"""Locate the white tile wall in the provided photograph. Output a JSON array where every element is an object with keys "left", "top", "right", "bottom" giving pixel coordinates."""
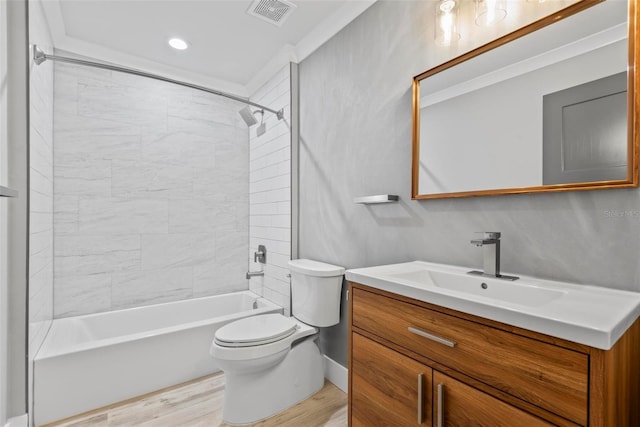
[
  {"left": 29, "top": 0, "right": 55, "bottom": 419},
  {"left": 53, "top": 59, "right": 250, "bottom": 317},
  {"left": 248, "top": 65, "right": 292, "bottom": 315},
  {"left": 28, "top": 0, "right": 54, "bottom": 358}
]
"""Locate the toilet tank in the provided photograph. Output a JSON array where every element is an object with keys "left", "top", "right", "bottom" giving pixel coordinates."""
[{"left": 288, "top": 259, "right": 345, "bottom": 327}]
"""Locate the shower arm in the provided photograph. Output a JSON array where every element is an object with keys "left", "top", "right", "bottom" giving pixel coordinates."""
[{"left": 33, "top": 45, "right": 284, "bottom": 120}]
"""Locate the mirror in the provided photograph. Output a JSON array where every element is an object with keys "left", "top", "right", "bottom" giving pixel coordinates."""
[{"left": 412, "top": 0, "right": 638, "bottom": 199}]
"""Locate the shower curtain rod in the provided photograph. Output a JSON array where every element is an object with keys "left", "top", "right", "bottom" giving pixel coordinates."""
[{"left": 33, "top": 45, "right": 284, "bottom": 120}]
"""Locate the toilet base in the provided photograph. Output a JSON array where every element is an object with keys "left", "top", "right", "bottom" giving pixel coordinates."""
[{"left": 222, "top": 336, "right": 325, "bottom": 425}]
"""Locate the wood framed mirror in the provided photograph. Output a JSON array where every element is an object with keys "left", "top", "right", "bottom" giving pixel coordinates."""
[{"left": 412, "top": 0, "right": 639, "bottom": 200}]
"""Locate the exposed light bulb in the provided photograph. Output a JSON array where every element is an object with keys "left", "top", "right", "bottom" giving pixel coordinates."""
[
  {"left": 439, "top": 0, "right": 456, "bottom": 13},
  {"left": 168, "top": 38, "right": 189, "bottom": 50},
  {"left": 435, "top": 0, "right": 460, "bottom": 47},
  {"left": 475, "top": 0, "right": 507, "bottom": 27}
]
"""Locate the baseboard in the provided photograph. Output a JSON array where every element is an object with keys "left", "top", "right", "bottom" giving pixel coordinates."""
[
  {"left": 323, "top": 355, "right": 347, "bottom": 393},
  {"left": 5, "top": 414, "right": 28, "bottom": 427}
]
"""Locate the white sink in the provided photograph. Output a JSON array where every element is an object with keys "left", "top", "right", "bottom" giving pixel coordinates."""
[
  {"left": 346, "top": 261, "right": 640, "bottom": 350},
  {"left": 388, "top": 269, "right": 566, "bottom": 307}
]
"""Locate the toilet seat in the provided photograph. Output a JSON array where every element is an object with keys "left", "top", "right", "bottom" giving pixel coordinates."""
[
  {"left": 210, "top": 315, "right": 318, "bottom": 362},
  {"left": 215, "top": 314, "right": 298, "bottom": 348}
]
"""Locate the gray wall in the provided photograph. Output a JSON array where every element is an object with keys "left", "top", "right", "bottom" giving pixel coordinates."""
[{"left": 298, "top": 1, "right": 640, "bottom": 367}]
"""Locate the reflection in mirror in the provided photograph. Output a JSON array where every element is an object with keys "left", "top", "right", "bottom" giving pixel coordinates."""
[
  {"left": 543, "top": 71, "right": 628, "bottom": 185},
  {"left": 412, "top": 0, "right": 638, "bottom": 199}
]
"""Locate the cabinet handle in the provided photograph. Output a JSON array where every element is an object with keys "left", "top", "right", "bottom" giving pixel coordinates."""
[
  {"left": 417, "top": 373, "right": 424, "bottom": 424},
  {"left": 437, "top": 383, "right": 444, "bottom": 427},
  {"left": 408, "top": 326, "right": 457, "bottom": 348}
]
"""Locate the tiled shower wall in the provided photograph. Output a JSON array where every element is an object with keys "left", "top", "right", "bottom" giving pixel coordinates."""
[
  {"left": 248, "top": 65, "right": 292, "bottom": 315},
  {"left": 53, "top": 58, "right": 250, "bottom": 317}
]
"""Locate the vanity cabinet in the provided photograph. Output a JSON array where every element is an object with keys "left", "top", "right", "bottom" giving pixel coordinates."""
[
  {"left": 352, "top": 333, "right": 432, "bottom": 426},
  {"left": 348, "top": 283, "right": 640, "bottom": 427}
]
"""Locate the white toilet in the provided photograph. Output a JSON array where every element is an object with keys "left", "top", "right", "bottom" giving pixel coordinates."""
[{"left": 209, "top": 259, "right": 345, "bottom": 425}]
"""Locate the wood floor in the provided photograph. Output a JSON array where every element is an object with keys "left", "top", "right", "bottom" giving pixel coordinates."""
[{"left": 43, "top": 373, "right": 347, "bottom": 427}]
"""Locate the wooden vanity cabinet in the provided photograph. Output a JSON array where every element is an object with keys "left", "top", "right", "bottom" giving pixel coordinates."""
[
  {"left": 348, "top": 283, "right": 640, "bottom": 427},
  {"left": 351, "top": 333, "right": 432, "bottom": 426}
]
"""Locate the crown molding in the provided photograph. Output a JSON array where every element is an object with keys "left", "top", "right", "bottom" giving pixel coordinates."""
[
  {"left": 246, "top": 0, "right": 377, "bottom": 95},
  {"left": 48, "top": 35, "right": 250, "bottom": 95},
  {"left": 39, "top": 0, "right": 378, "bottom": 98},
  {"left": 294, "top": 0, "right": 376, "bottom": 62},
  {"left": 246, "top": 44, "right": 298, "bottom": 96},
  {"left": 39, "top": 0, "right": 248, "bottom": 95}
]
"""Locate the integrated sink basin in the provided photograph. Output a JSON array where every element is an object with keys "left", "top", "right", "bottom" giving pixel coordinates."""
[
  {"left": 389, "top": 266, "right": 567, "bottom": 307},
  {"left": 388, "top": 269, "right": 566, "bottom": 308},
  {"left": 346, "top": 261, "right": 640, "bottom": 349}
]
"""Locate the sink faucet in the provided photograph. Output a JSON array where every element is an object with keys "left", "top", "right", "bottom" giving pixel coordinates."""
[{"left": 469, "top": 232, "right": 519, "bottom": 281}]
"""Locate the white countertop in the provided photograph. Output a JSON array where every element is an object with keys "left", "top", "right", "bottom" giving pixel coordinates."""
[{"left": 346, "top": 261, "right": 640, "bottom": 350}]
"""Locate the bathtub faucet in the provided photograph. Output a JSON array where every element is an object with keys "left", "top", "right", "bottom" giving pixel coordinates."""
[{"left": 246, "top": 271, "right": 264, "bottom": 279}]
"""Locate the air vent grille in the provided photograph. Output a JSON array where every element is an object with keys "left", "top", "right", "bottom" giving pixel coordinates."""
[{"left": 247, "top": 0, "right": 297, "bottom": 27}]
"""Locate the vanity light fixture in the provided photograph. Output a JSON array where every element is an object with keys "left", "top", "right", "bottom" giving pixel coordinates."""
[
  {"left": 168, "top": 38, "right": 189, "bottom": 50},
  {"left": 435, "top": 0, "right": 460, "bottom": 47},
  {"left": 475, "top": 0, "right": 507, "bottom": 27}
]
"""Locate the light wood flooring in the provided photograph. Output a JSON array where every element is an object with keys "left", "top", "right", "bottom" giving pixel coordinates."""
[{"left": 43, "top": 372, "right": 347, "bottom": 427}]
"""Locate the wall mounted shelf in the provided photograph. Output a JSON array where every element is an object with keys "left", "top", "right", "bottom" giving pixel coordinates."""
[
  {"left": 0, "top": 186, "right": 18, "bottom": 198},
  {"left": 354, "top": 194, "right": 399, "bottom": 204}
]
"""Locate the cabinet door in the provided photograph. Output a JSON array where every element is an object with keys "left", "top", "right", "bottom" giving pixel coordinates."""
[
  {"left": 433, "top": 372, "right": 553, "bottom": 427},
  {"left": 351, "top": 333, "right": 432, "bottom": 426}
]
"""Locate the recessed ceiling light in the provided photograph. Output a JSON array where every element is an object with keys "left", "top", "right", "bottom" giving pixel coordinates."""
[{"left": 168, "top": 38, "right": 188, "bottom": 50}]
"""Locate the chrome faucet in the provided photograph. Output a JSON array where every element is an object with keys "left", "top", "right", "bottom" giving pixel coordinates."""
[
  {"left": 247, "top": 244, "right": 267, "bottom": 279},
  {"left": 246, "top": 271, "right": 264, "bottom": 279},
  {"left": 468, "top": 232, "right": 519, "bottom": 281},
  {"left": 254, "top": 244, "right": 266, "bottom": 264}
]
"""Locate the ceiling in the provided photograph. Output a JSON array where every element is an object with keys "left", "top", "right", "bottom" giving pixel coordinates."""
[{"left": 40, "top": 0, "right": 377, "bottom": 95}]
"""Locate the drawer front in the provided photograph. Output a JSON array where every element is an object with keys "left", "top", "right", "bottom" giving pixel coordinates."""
[
  {"left": 434, "top": 371, "right": 553, "bottom": 427},
  {"left": 352, "top": 287, "right": 589, "bottom": 425}
]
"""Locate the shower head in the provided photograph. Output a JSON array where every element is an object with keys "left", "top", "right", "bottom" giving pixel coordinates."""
[
  {"left": 256, "top": 122, "right": 266, "bottom": 137},
  {"left": 239, "top": 106, "right": 259, "bottom": 127},
  {"left": 254, "top": 110, "right": 266, "bottom": 136}
]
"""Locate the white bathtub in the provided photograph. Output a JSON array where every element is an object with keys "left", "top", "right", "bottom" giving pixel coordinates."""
[{"left": 33, "top": 291, "right": 281, "bottom": 426}]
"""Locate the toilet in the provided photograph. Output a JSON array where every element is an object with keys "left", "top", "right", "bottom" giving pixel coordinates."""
[{"left": 209, "top": 259, "right": 345, "bottom": 425}]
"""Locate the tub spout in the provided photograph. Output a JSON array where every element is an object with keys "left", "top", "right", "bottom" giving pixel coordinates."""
[{"left": 246, "top": 271, "right": 264, "bottom": 279}]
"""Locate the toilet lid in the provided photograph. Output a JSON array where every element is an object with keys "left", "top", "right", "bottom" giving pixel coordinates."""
[{"left": 214, "top": 314, "right": 298, "bottom": 348}]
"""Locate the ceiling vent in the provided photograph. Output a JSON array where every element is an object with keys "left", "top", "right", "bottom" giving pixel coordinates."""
[{"left": 247, "top": 0, "right": 297, "bottom": 27}]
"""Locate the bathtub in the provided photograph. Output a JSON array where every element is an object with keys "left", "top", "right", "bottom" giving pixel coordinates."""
[{"left": 33, "top": 291, "right": 281, "bottom": 426}]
